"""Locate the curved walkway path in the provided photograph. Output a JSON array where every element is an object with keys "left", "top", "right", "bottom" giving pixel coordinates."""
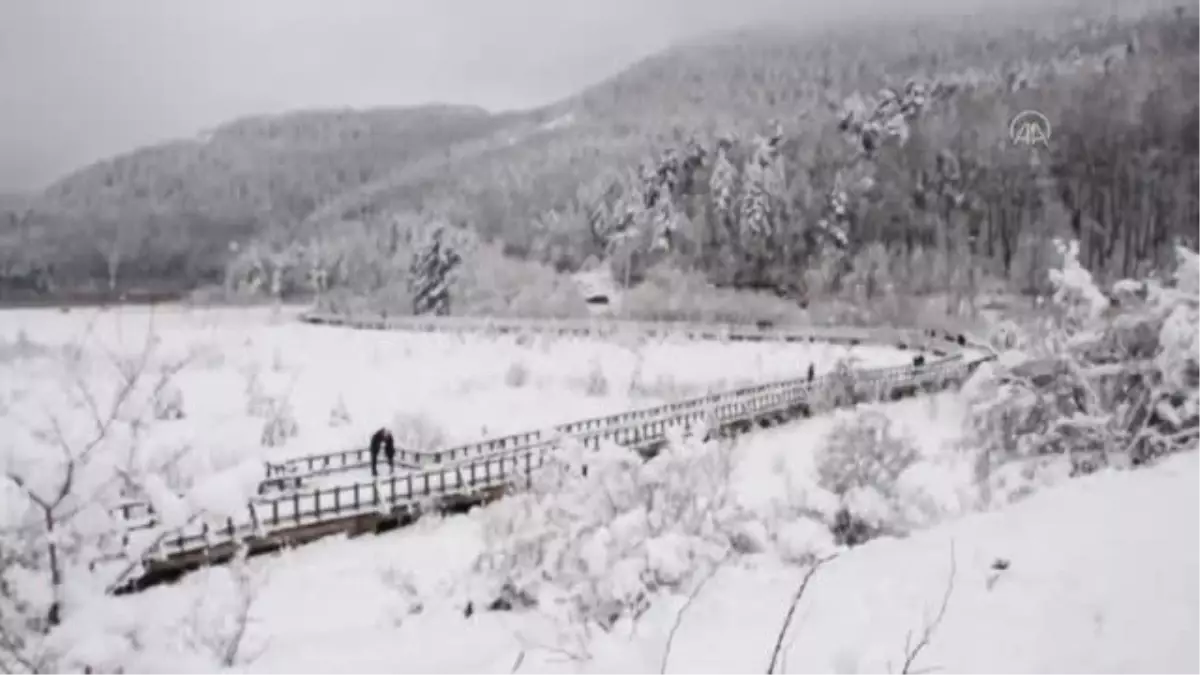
[{"left": 108, "top": 312, "right": 995, "bottom": 592}]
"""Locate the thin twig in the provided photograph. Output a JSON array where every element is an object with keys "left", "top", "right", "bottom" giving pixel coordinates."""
[
  {"left": 900, "top": 541, "right": 957, "bottom": 675},
  {"left": 509, "top": 649, "right": 526, "bottom": 674},
  {"left": 660, "top": 555, "right": 730, "bottom": 673},
  {"left": 766, "top": 554, "right": 837, "bottom": 674}
]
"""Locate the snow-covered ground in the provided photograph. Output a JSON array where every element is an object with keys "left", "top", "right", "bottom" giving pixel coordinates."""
[
  {"left": 109, "top": 384, "right": 1198, "bottom": 673},
  {"left": 8, "top": 303, "right": 1192, "bottom": 674},
  {"left": 0, "top": 304, "right": 909, "bottom": 475}
]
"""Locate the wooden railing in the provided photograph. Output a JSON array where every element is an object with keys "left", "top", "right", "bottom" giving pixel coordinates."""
[
  {"left": 105, "top": 314, "right": 992, "bottom": 584},
  {"left": 258, "top": 315, "right": 974, "bottom": 487}
]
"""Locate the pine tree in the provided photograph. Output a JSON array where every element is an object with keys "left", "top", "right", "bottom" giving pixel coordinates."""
[{"left": 409, "top": 225, "right": 463, "bottom": 316}]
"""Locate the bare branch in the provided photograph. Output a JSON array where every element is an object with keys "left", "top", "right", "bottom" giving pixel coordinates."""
[
  {"left": 660, "top": 555, "right": 730, "bottom": 674},
  {"left": 103, "top": 513, "right": 203, "bottom": 595},
  {"left": 766, "top": 554, "right": 837, "bottom": 674},
  {"left": 509, "top": 649, "right": 526, "bottom": 674},
  {"left": 899, "top": 541, "right": 957, "bottom": 675},
  {"left": 510, "top": 617, "right": 593, "bottom": 666},
  {"left": 179, "top": 545, "right": 266, "bottom": 669},
  {"left": 218, "top": 555, "right": 260, "bottom": 667}
]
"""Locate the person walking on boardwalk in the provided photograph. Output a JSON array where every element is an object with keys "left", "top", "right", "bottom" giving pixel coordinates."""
[{"left": 370, "top": 427, "right": 396, "bottom": 477}]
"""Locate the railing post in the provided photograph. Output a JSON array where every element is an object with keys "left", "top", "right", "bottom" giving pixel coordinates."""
[{"left": 110, "top": 315, "right": 985, "bottom": 575}]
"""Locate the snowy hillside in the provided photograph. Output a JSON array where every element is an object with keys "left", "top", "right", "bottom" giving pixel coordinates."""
[{"left": 105, "top": 391, "right": 1198, "bottom": 673}]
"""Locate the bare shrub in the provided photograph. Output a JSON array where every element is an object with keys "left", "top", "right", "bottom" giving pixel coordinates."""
[
  {"left": 815, "top": 410, "right": 921, "bottom": 546},
  {"left": 505, "top": 360, "right": 531, "bottom": 388},
  {"left": 328, "top": 395, "right": 351, "bottom": 428},
  {"left": 260, "top": 399, "right": 299, "bottom": 447},
  {"left": 242, "top": 369, "right": 272, "bottom": 418},
  {"left": 582, "top": 360, "right": 609, "bottom": 397}
]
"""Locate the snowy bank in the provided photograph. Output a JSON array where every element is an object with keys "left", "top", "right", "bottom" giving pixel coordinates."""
[{"left": 129, "top": 450, "right": 1196, "bottom": 673}]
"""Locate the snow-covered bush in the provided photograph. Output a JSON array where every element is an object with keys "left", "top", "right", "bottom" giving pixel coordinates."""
[
  {"left": 328, "top": 395, "right": 351, "bottom": 428},
  {"left": 581, "top": 360, "right": 609, "bottom": 397},
  {"left": 504, "top": 360, "right": 530, "bottom": 388},
  {"left": 811, "top": 356, "right": 862, "bottom": 412},
  {"left": 464, "top": 430, "right": 755, "bottom": 633},
  {"left": 965, "top": 240, "right": 1199, "bottom": 502},
  {"left": 259, "top": 399, "right": 299, "bottom": 448},
  {"left": 814, "top": 410, "right": 921, "bottom": 545},
  {"left": 0, "top": 331, "right": 262, "bottom": 673},
  {"left": 1046, "top": 239, "right": 1110, "bottom": 332},
  {"left": 774, "top": 516, "right": 839, "bottom": 565},
  {"left": 242, "top": 369, "right": 273, "bottom": 418}
]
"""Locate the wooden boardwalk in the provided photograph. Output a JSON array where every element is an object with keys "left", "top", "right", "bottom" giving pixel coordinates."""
[{"left": 107, "top": 313, "right": 993, "bottom": 593}]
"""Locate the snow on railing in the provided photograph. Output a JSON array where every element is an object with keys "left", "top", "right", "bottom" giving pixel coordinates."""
[
  {"left": 258, "top": 315, "right": 976, "bottom": 483},
  {"left": 108, "top": 314, "right": 992, "bottom": 573}
]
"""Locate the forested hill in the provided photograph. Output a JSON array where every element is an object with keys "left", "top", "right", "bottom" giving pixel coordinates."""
[
  {"left": 298, "top": 5, "right": 1158, "bottom": 258},
  {"left": 276, "top": 0, "right": 1199, "bottom": 300},
  {"left": 0, "top": 104, "right": 533, "bottom": 295},
  {"left": 1, "top": 0, "right": 1195, "bottom": 307}
]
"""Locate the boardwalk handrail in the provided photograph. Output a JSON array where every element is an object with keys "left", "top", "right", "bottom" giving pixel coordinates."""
[
  {"left": 259, "top": 315, "right": 977, "bottom": 484},
  {"left": 104, "top": 313, "right": 994, "bottom": 583}
]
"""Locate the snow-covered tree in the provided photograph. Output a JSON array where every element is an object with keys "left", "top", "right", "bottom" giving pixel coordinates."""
[
  {"left": 409, "top": 224, "right": 464, "bottom": 316},
  {"left": 965, "top": 239, "right": 1199, "bottom": 496},
  {"left": 0, "top": 324, "right": 263, "bottom": 672},
  {"left": 463, "top": 429, "right": 760, "bottom": 635},
  {"left": 708, "top": 138, "right": 739, "bottom": 230}
]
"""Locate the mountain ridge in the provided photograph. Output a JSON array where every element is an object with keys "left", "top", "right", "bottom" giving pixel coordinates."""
[{"left": 0, "top": 0, "right": 1191, "bottom": 302}]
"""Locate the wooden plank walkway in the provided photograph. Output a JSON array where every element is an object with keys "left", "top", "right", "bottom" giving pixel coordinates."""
[{"left": 106, "top": 313, "right": 993, "bottom": 593}]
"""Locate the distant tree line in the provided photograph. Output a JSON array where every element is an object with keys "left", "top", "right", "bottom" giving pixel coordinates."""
[{"left": 0, "top": 3, "right": 1194, "bottom": 312}]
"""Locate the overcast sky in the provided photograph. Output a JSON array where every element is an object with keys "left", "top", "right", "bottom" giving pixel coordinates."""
[
  {"left": 0, "top": 0, "right": 1067, "bottom": 192},
  {"left": 0, "top": 0, "right": 747, "bottom": 191}
]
